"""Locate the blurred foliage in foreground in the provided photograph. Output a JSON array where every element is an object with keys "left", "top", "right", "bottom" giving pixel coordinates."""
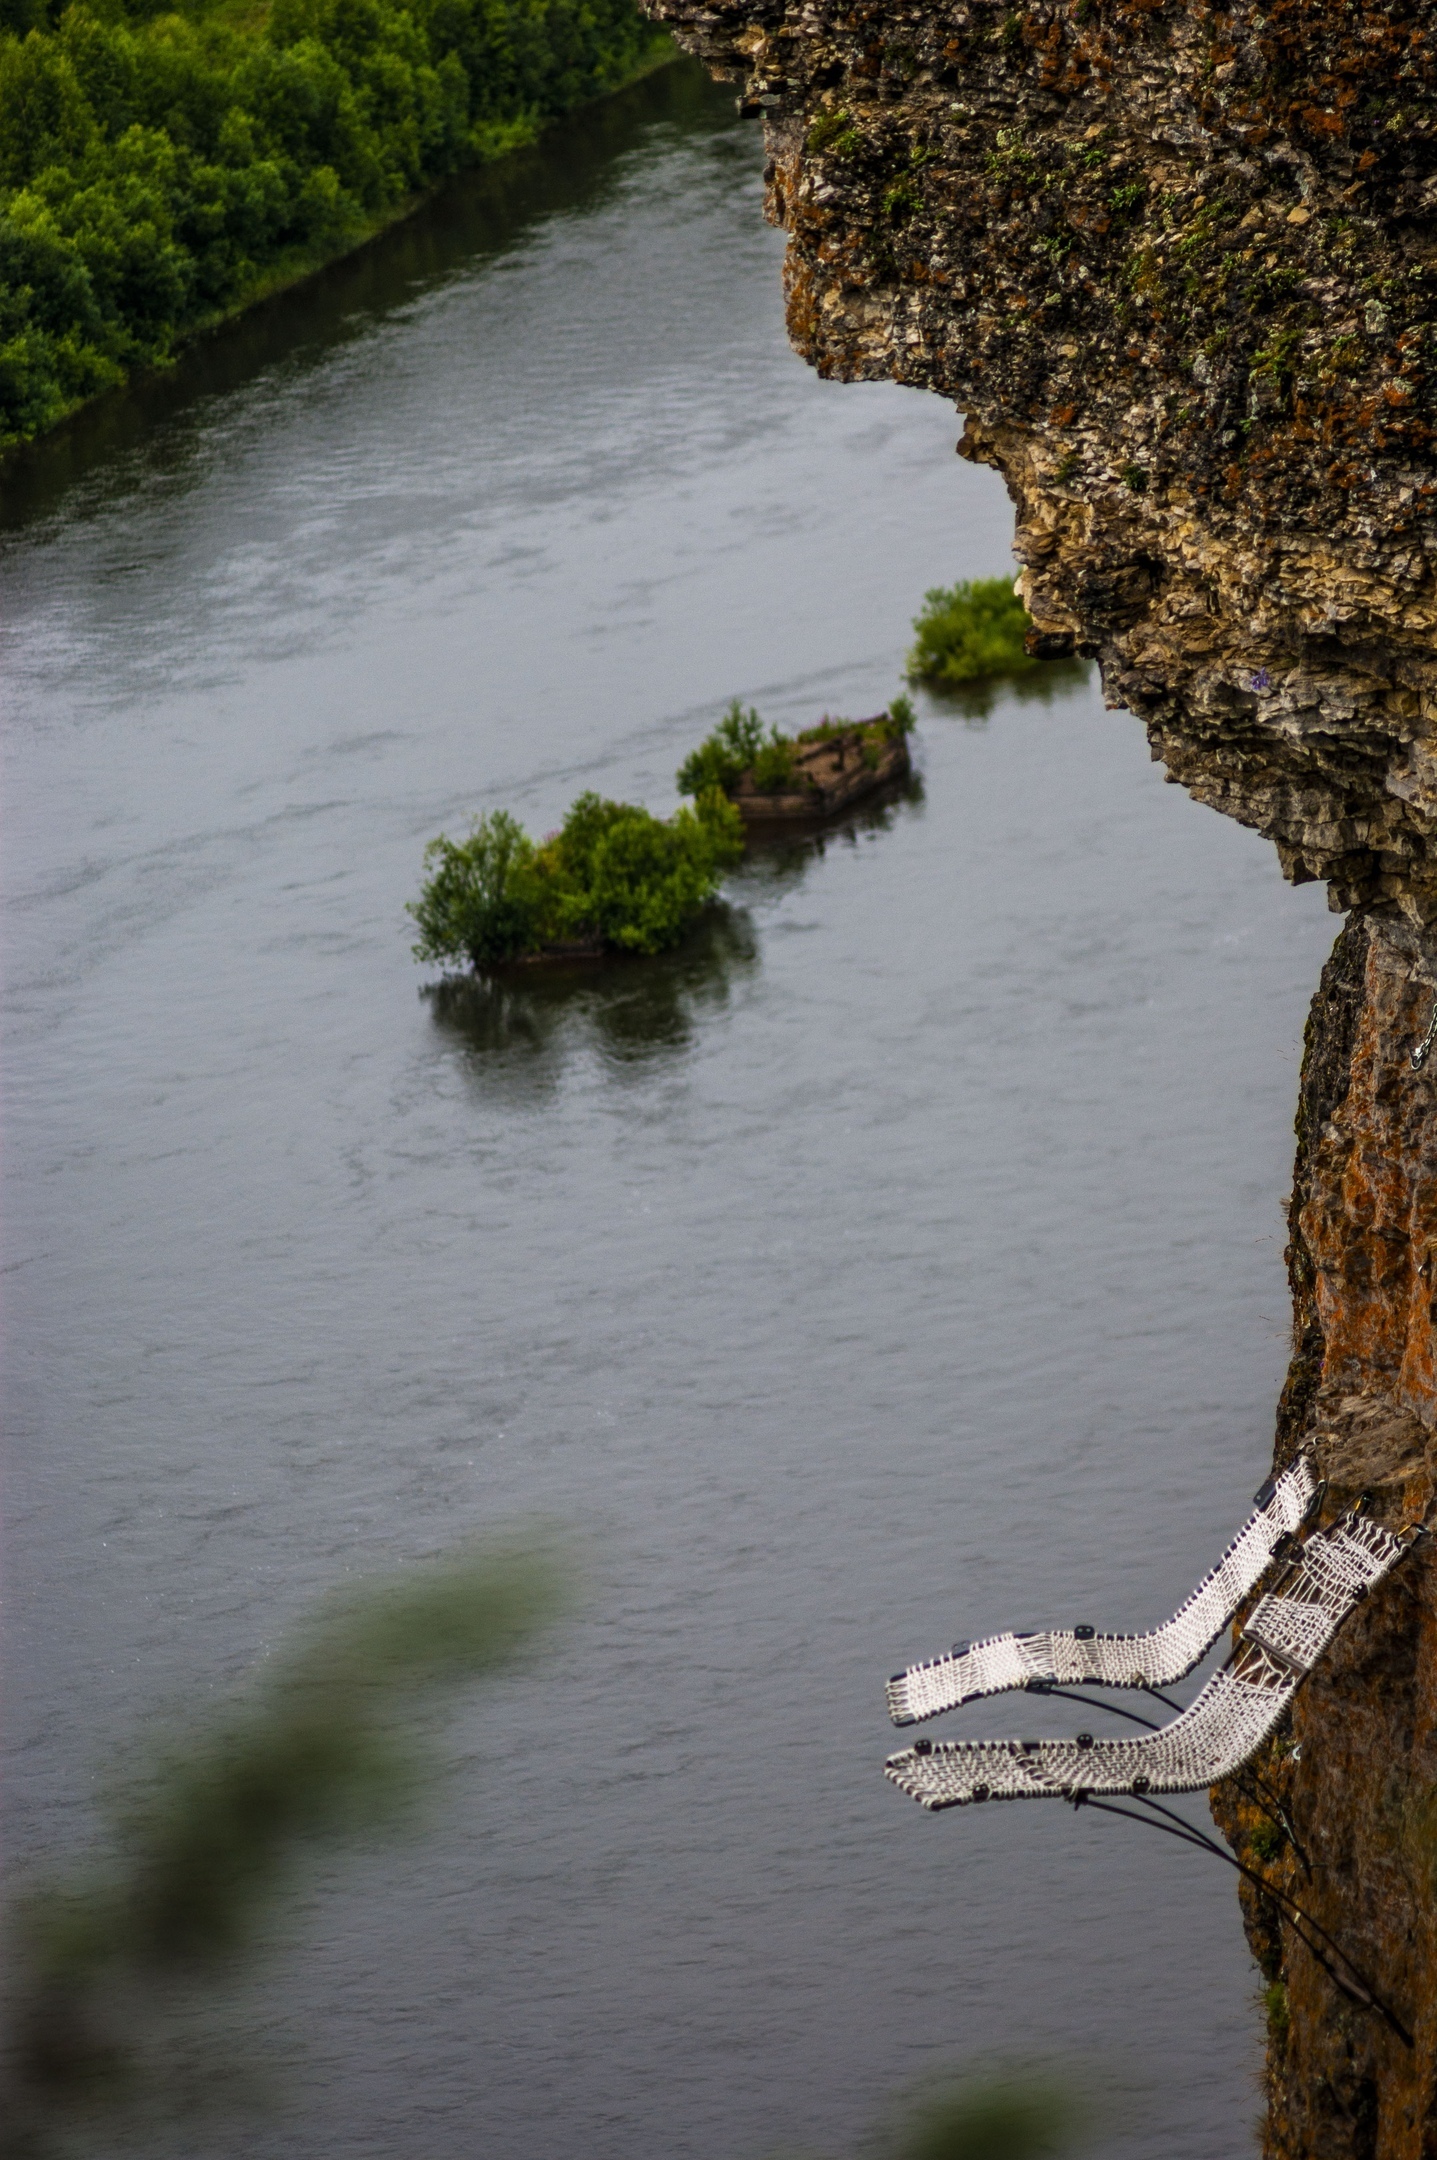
[
  {"left": 877, "top": 2071, "right": 1085, "bottom": 2160},
  {"left": 0, "top": 1538, "right": 563, "bottom": 2156},
  {"left": 1, "top": 1535, "right": 1091, "bottom": 2160},
  {"left": 0, "top": 0, "right": 671, "bottom": 448},
  {"left": 770, "top": 2069, "right": 1090, "bottom": 2160}
]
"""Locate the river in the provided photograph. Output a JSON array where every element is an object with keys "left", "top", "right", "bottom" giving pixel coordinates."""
[{"left": 2, "top": 58, "right": 1338, "bottom": 2160}]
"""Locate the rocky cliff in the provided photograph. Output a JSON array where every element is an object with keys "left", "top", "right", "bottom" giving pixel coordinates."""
[
  {"left": 637, "top": 1, "right": 1437, "bottom": 2149},
  {"left": 1215, "top": 908, "right": 1437, "bottom": 2158}
]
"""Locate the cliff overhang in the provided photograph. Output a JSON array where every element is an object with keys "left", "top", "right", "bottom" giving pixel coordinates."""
[
  {"left": 646, "top": 0, "right": 1437, "bottom": 926},
  {"left": 637, "top": 6, "right": 1437, "bottom": 2152}
]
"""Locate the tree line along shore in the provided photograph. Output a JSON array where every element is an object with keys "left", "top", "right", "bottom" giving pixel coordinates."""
[{"left": 0, "top": 0, "right": 673, "bottom": 450}]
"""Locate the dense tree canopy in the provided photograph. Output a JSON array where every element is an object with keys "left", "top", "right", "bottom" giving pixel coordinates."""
[{"left": 0, "top": 0, "right": 666, "bottom": 445}]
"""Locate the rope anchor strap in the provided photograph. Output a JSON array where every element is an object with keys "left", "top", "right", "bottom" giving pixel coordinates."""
[
  {"left": 1078, "top": 1795, "right": 1413, "bottom": 2050},
  {"left": 886, "top": 1456, "right": 1321, "bottom": 1726}
]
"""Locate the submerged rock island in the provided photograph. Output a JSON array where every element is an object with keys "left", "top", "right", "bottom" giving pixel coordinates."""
[
  {"left": 637, "top": 0, "right": 1437, "bottom": 2150},
  {"left": 677, "top": 698, "right": 916, "bottom": 822},
  {"left": 730, "top": 717, "right": 911, "bottom": 820}
]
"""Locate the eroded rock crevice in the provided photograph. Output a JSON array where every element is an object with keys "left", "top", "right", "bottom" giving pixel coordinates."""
[{"left": 637, "top": 1, "right": 1437, "bottom": 2146}]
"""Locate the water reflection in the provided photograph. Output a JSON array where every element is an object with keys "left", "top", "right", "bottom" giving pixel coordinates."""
[
  {"left": 731, "top": 772, "right": 926, "bottom": 899},
  {"left": 424, "top": 901, "right": 759, "bottom": 1084},
  {"left": 924, "top": 658, "right": 1092, "bottom": 723},
  {"left": 424, "top": 775, "right": 926, "bottom": 1089}
]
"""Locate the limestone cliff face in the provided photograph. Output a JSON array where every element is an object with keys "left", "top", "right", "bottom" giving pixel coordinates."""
[
  {"left": 636, "top": 1, "right": 1437, "bottom": 2149},
  {"left": 1217, "top": 908, "right": 1437, "bottom": 2158}
]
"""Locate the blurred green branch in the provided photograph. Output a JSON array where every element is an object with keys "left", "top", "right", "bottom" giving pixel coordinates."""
[
  {"left": 2, "top": 1538, "right": 565, "bottom": 2155},
  {"left": 881, "top": 2072, "right": 1085, "bottom": 2160}
]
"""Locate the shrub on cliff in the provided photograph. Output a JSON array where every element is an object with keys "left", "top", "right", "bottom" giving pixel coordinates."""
[
  {"left": 0, "top": 0, "right": 669, "bottom": 449},
  {"left": 905, "top": 577, "right": 1038, "bottom": 689},
  {"left": 409, "top": 788, "right": 744, "bottom": 971}
]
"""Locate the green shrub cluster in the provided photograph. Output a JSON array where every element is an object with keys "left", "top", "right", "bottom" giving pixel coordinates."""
[
  {"left": 0, "top": 0, "right": 667, "bottom": 447},
  {"left": 904, "top": 577, "right": 1039, "bottom": 689},
  {"left": 675, "top": 700, "right": 780, "bottom": 797},
  {"left": 409, "top": 787, "right": 744, "bottom": 971},
  {"left": 676, "top": 694, "right": 915, "bottom": 798}
]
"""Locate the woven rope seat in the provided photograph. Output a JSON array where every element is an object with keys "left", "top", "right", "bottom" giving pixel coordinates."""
[
  {"left": 886, "top": 1455, "right": 1318, "bottom": 1727},
  {"left": 886, "top": 1513, "right": 1415, "bottom": 1811}
]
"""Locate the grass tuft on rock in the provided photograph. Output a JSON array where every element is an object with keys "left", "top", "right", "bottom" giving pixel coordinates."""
[{"left": 905, "top": 577, "right": 1039, "bottom": 689}]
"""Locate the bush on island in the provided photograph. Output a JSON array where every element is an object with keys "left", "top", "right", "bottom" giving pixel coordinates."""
[
  {"left": 409, "top": 788, "right": 744, "bottom": 972},
  {"left": 0, "top": 0, "right": 670, "bottom": 450},
  {"left": 677, "top": 695, "right": 915, "bottom": 799},
  {"left": 905, "top": 577, "right": 1039, "bottom": 689},
  {"left": 676, "top": 702, "right": 785, "bottom": 797}
]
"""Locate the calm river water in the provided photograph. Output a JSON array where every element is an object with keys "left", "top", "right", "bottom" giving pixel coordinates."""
[{"left": 3, "top": 59, "right": 1338, "bottom": 2160}]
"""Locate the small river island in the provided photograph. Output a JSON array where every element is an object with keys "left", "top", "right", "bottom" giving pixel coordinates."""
[
  {"left": 677, "top": 698, "right": 915, "bottom": 826},
  {"left": 411, "top": 698, "right": 919, "bottom": 977},
  {"left": 409, "top": 790, "right": 745, "bottom": 974}
]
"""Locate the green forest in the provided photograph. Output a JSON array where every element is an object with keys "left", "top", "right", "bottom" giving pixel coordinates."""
[{"left": 0, "top": 0, "right": 669, "bottom": 447}]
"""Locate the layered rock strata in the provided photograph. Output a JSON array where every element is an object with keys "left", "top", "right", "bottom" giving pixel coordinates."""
[{"left": 637, "top": 0, "right": 1437, "bottom": 2149}]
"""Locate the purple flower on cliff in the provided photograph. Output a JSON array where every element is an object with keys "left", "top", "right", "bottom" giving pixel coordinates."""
[{"left": 1250, "top": 668, "right": 1273, "bottom": 693}]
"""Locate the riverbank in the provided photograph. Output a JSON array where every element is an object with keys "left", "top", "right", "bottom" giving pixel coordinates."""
[{"left": 0, "top": 0, "right": 675, "bottom": 457}]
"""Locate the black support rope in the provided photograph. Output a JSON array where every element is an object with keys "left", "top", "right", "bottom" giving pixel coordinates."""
[
  {"left": 1024, "top": 1683, "right": 1162, "bottom": 1731},
  {"left": 1072, "top": 1793, "right": 1412, "bottom": 2049},
  {"left": 1045, "top": 1681, "right": 1314, "bottom": 1874}
]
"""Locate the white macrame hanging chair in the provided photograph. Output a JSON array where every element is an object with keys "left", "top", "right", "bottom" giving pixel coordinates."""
[
  {"left": 886, "top": 1455, "right": 1320, "bottom": 1727},
  {"left": 885, "top": 1509, "right": 1419, "bottom": 1810}
]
